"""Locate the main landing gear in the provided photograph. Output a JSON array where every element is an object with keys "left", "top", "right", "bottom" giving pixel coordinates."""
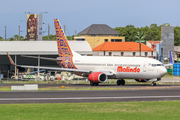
[
  {"left": 151, "top": 82, "right": 156, "bottom": 86},
  {"left": 117, "top": 79, "right": 125, "bottom": 86},
  {"left": 90, "top": 82, "right": 99, "bottom": 86}
]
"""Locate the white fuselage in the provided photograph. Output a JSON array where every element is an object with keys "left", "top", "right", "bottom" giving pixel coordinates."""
[{"left": 73, "top": 56, "right": 167, "bottom": 80}]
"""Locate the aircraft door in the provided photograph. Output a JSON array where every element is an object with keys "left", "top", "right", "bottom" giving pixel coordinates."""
[{"left": 143, "top": 61, "right": 148, "bottom": 72}]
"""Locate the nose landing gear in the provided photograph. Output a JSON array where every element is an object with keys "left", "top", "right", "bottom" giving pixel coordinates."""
[{"left": 151, "top": 82, "right": 156, "bottom": 86}]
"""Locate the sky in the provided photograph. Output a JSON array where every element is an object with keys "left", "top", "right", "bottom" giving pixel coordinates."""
[{"left": 0, "top": 0, "right": 180, "bottom": 38}]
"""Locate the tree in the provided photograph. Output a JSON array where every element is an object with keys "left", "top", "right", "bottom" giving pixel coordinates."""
[
  {"left": 42, "top": 34, "right": 75, "bottom": 40},
  {"left": 13, "top": 35, "right": 19, "bottom": 40},
  {"left": 43, "top": 34, "right": 56, "bottom": 40},
  {"left": 67, "top": 35, "right": 75, "bottom": 40},
  {"left": 174, "top": 26, "right": 180, "bottom": 46},
  {"left": 135, "top": 31, "right": 145, "bottom": 56},
  {"left": 115, "top": 25, "right": 137, "bottom": 42},
  {"left": 0, "top": 36, "right": 3, "bottom": 41}
]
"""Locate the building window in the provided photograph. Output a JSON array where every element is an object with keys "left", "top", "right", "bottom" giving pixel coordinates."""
[
  {"left": 121, "top": 52, "right": 124, "bottom": 56},
  {"left": 111, "top": 39, "right": 114, "bottom": 42},
  {"left": 104, "top": 51, "right": 105, "bottom": 56},
  {"left": 133, "top": 52, "right": 136, "bottom": 57},
  {"left": 177, "top": 53, "right": 180, "bottom": 58},
  {"left": 115, "top": 39, "right": 122, "bottom": 42},
  {"left": 104, "top": 39, "right": 108, "bottom": 42},
  {"left": 151, "top": 51, "right": 153, "bottom": 56},
  {"left": 145, "top": 52, "right": 148, "bottom": 57},
  {"left": 76, "top": 39, "right": 85, "bottom": 41},
  {"left": 109, "top": 52, "right": 112, "bottom": 56}
]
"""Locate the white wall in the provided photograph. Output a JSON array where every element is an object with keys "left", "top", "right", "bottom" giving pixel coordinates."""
[{"left": 94, "top": 50, "right": 157, "bottom": 58}]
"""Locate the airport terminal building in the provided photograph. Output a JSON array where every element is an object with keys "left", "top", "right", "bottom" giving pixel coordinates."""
[{"left": 0, "top": 41, "right": 92, "bottom": 78}]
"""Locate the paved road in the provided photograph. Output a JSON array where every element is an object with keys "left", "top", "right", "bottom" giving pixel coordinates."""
[{"left": 0, "top": 89, "right": 180, "bottom": 104}]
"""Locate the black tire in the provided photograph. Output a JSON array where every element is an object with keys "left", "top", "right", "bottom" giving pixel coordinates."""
[
  {"left": 151, "top": 82, "right": 156, "bottom": 86},
  {"left": 121, "top": 79, "right": 125, "bottom": 85},
  {"left": 117, "top": 80, "right": 121, "bottom": 85},
  {"left": 94, "top": 83, "right": 99, "bottom": 86},
  {"left": 90, "top": 82, "right": 95, "bottom": 86}
]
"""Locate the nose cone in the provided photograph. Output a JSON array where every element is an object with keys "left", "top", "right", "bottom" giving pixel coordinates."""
[{"left": 159, "top": 67, "right": 167, "bottom": 77}]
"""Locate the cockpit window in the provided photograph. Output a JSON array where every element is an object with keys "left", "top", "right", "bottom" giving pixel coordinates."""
[{"left": 151, "top": 64, "right": 164, "bottom": 67}]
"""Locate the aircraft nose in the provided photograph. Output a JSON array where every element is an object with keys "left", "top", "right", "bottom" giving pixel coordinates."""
[{"left": 159, "top": 67, "right": 167, "bottom": 77}]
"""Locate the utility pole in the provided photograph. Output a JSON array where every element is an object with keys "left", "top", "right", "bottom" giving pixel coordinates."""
[
  {"left": 75, "top": 30, "right": 76, "bottom": 36},
  {"left": 48, "top": 24, "right": 50, "bottom": 40},
  {"left": 5, "top": 26, "right": 6, "bottom": 40},
  {"left": 19, "top": 26, "right": 20, "bottom": 40}
]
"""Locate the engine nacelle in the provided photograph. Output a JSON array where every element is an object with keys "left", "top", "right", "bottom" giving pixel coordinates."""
[
  {"left": 88, "top": 72, "right": 107, "bottom": 83},
  {"left": 135, "top": 79, "right": 149, "bottom": 82}
]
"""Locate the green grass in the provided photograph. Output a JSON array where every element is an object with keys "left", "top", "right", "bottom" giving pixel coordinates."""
[
  {"left": 0, "top": 101, "right": 180, "bottom": 120},
  {"left": 0, "top": 87, "right": 11, "bottom": 91}
]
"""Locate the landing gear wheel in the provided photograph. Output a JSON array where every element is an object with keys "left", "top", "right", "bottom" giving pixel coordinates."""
[
  {"left": 90, "top": 82, "right": 95, "bottom": 86},
  {"left": 151, "top": 82, "right": 156, "bottom": 86},
  {"left": 121, "top": 79, "right": 125, "bottom": 85},
  {"left": 94, "top": 83, "right": 99, "bottom": 86},
  {"left": 117, "top": 80, "right": 121, "bottom": 85}
]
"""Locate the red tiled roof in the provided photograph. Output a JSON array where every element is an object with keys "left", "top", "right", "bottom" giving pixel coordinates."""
[
  {"left": 148, "top": 41, "right": 161, "bottom": 45},
  {"left": 93, "top": 42, "right": 154, "bottom": 51}
]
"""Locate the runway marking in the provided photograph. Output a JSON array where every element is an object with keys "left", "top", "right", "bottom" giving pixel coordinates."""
[{"left": 1, "top": 96, "right": 180, "bottom": 101}]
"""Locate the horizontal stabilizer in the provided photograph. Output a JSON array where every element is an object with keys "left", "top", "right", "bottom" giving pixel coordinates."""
[{"left": 6, "top": 52, "right": 16, "bottom": 66}]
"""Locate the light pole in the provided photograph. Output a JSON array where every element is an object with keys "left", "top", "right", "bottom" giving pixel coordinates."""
[
  {"left": 20, "top": 20, "right": 26, "bottom": 40},
  {"left": 5, "top": 26, "right": 6, "bottom": 40},
  {"left": 43, "top": 22, "right": 50, "bottom": 40}
]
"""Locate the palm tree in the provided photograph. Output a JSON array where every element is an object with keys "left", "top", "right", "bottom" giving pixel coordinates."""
[{"left": 135, "top": 32, "right": 145, "bottom": 57}]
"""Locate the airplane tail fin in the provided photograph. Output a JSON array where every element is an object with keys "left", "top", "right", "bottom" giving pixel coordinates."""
[
  {"left": 54, "top": 19, "right": 80, "bottom": 57},
  {"left": 164, "top": 51, "right": 173, "bottom": 67},
  {"left": 170, "top": 51, "right": 173, "bottom": 64}
]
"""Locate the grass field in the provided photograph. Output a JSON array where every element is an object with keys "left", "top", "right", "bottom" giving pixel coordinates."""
[{"left": 0, "top": 101, "right": 180, "bottom": 120}]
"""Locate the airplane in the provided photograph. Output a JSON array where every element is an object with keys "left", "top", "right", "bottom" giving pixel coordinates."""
[{"left": 7, "top": 19, "right": 172, "bottom": 86}]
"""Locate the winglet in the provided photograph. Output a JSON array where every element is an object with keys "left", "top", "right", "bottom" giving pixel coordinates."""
[
  {"left": 6, "top": 52, "right": 16, "bottom": 66},
  {"left": 170, "top": 51, "right": 173, "bottom": 64}
]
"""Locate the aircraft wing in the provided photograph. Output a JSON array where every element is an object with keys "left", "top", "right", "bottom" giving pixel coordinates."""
[
  {"left": 164, "top": 63, "right": 173, "bottom": 67},
  {"left": 21, "top": 55, "right": 62, "bottom": 62},
  {"left": 7, "top": 52, "right": 90, "bottom": 73},
  {"left": 15, "top": 65, "right": 90, "bottom": 73},
  {"left": 15, "top": 65, "right": 114, "bottom": 75},
  {"left": 7, "top": 52, "right": 114, "bottom": 75}
]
